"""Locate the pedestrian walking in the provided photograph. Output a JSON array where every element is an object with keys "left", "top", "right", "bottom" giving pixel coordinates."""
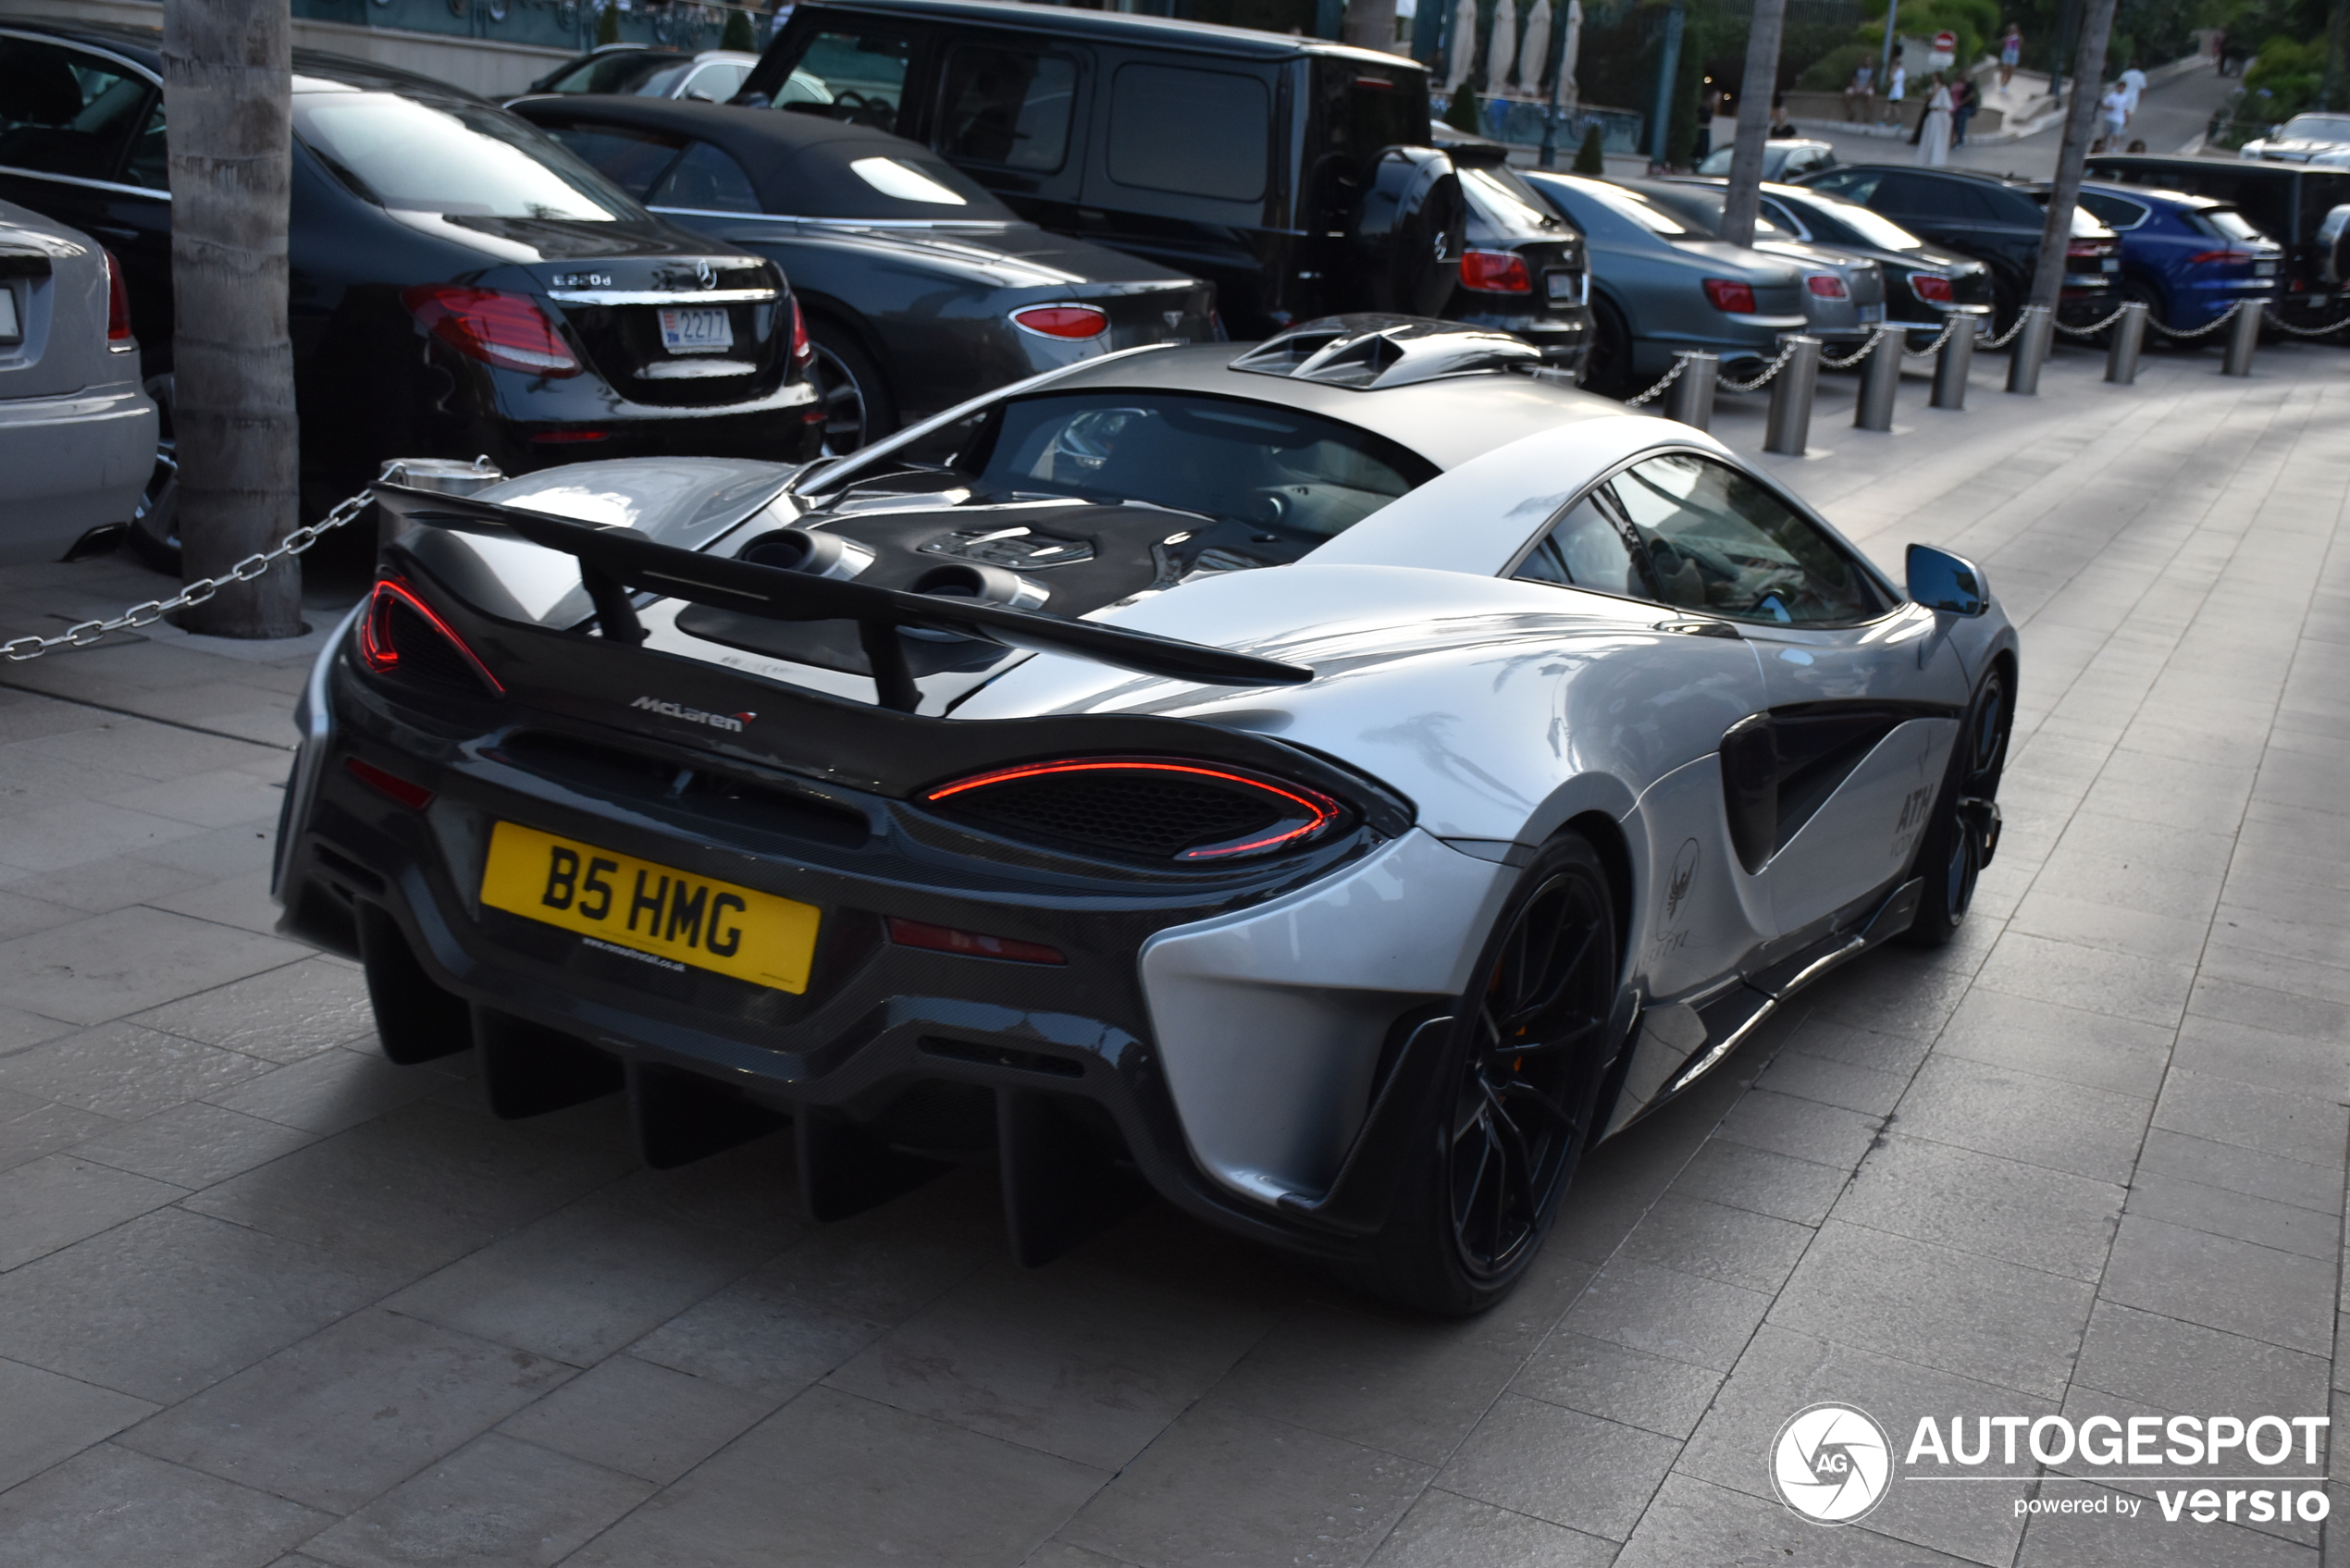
[
  {"left": 1770, "top": 92, "right": 1796, "bottom": 137},
  {"left": 1998, "top": 24, "right": 2022, "bottom": 88},
  {"left": 1886, "top": 54, "right": 1907, "bottom": 126},
  {"left": 1951, "top": 75, "right": 1978, "bottom": 144},
  {"left": 2096, "top": 80, "right": 2128, "bottom": 150},
  {"left": 1844, "top": 60, "right": 1876, "bottom": 121},
  {"left": 1917, "top": 72, "right": 1953, "bottom": 164},
  {"left": 2119, "top": 61, "right": 2146, "bottom": 122}
]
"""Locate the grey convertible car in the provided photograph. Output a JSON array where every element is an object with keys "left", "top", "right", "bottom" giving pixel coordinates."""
[
  {"left": 276, "top": 316, "right": 2017, "bottom": 1314},
  {"left": 0, "top": 195, "right": 154, "bottom": 563}
]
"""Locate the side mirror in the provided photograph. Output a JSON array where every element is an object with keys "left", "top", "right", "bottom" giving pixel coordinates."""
[{"left": 1907, "top": 543, "right": 1986, "bottom": 615}]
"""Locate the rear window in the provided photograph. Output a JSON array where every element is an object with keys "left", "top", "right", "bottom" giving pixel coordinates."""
[
  {"left": 1793, "top": 196, "right": 1922, "bottom": 251},
  {"left": 1107, "top": 64, "right": 1268, "bottom": 203},
  {"left": 649, "top": 141, "right": 761, "bottom": 213},
  {"left": 937, "top": 43, "right": 1077, "bottom": 173},
  {"left": 779, "top": 29, "right": 912, "bottom": 130},
  {"left": 296, "top": 93, "right": 640, "bottom": 221},
  {"left": 541, "top": 121, "right": 685, "bottom": 197},
  {"left": 2078, "top": 191, "right": 2147, "bottom": 229},
  {"left": 2190, "top": 205, "right": 2265, "bottom": 244},
  {"left": 538, "top": 51, "right": 689, "bottom": 96}
]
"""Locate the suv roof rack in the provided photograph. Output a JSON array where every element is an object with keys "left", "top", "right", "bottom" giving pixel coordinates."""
[{"left": 1230, "top": 315, "right": 1544, "bottom": 391}]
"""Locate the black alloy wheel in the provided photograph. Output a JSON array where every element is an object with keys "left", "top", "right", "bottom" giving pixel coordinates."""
[
  {"left": 1903, "top": 665, "right": 2010, "bottom": 947},
  {"left": 1360, "top": 832, "right": 1622, "bottom": 1315},
  {"left": 1582, "top": 296, "right": 1636, "bottom": 399},
  {"left": 128, "top": 372, "right": 181, "bottom": 574},
  {"left": 805, "top": 321, "right": 896, "bottom": 456}
]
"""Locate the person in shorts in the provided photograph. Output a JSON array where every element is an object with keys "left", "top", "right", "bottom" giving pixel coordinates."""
[{"left": 1998, "top": 25, "right": 2022, "bottom": 88}]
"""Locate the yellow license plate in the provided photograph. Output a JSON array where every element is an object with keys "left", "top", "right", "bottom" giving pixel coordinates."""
[{"left": 479, "top": 821, "right": 820, "bottom": 994}]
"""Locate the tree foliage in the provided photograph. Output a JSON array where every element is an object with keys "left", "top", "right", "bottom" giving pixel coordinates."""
[
  {"left": 1574, "top": 121, "right": 1609, "bottom": 170},
  {"left": 596, "top": 1, "right": 621, "bottom": 45},
  {"left": 721, "top": 6, "right": 756, "bottom": 51}
]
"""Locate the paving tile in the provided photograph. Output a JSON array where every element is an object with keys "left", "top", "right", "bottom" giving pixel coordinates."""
[
  {"left": 2171, "top": 1015, "right": 2350, "bottom": 1097},
  {"left": 0, "top": 1152, "right": 184, "bottom": 1271},
  {"left": 0, "top": 798, "right": 209, "bottom": 876},
  {"left": 826, "top": 1257, "right": 1272, "bottom": 1471},
  {"left": 70, "top": 1100, "right": 319, "bottom": 1190},
  {"left": 2123, "top": 1168, "right": 2340, "bottom": 1261},
  {"left": 1511, "top": 1329, "right": 1725, "bottom": 1442},
  {"left": 183, "top": 1102, "right": 634, "bottom": 1289},
  {"left": 1613, "top": 1472, "right": 1977, "bottom": 1568},
  {"left": 2072, "top": 1300, "right": 2331, "bottom": 1421},
  {"left": 1436, "top": 1393, "right": 1679, "bottom": 1541},
  {"left": 2152, "top": 1069, "right": 2350, "bottom": 1171},
  {"left": 1061, "top": 1390, "right": 1427, "bottom": 1568},
  {"left": 1768, "top": 1014, "right": 1936, "bottom": 1078},
  {"left": 1020, "top": 1544, "right": 1137, "bottom": 1568},
  {"left": 1767, "top": 1219, "right": 2094, "bottom": 1401},
  {"left": 0, "top": 1445, "right": 329, "bottom": 1568},
  {"left": 0, "top": 850, "right": 213, "bottom": 915},
  {"left": 1559, "top": 1257, "right": 1771, "bottom": 1372},
  {"left": 104, "top": 769, "right": 285, "bottom": 829},
  {"left": 577, "top": 1386, "right": 1107, "bottom": 1568},
  {"left": 1752, "top": 1047, "right": 1909, "bottom": 1117},
  {"left": 1678, "top": 1323, "right": 2050, "bottom": 1566},
  {"left": 130, "top": 957, "right": 377, "bottom": 1063},
  {"left": 1973, "top": 931, "right": 2197, "bottom": 1028},
  {"left": 1362, "top": 1488, "right": 1616, "bottom": 1568},
  {"left": 1665, "top": 1138, "right": 1849, "bottom": 1228},
  {"left": 1834, "top": 1134, "right": 2123, "bottom": 1280},
  {"left": 204, "top": 1049, "right": 471, "bottom": 1137},
  {"left": 302, "top": 1433, "right": 653, "bottom": 1568},
  {"left": 2097, "top": 1215, "right": 2335, "bottom": 1356},
  {"left": 2187, "top": 976, "right": 2350, "bottom": 1045},
  {"left": 496, "top": 1353, "right": 777, "bottom": 1486},
  {"left": 0, "top": 1095, "right": 118, "bottom": 1174},
  {"left": 1609, "top": 1191, "right": 1814, "bottom": 1294},
  {"left": 2136, "top": 1130, "right": 2344, "bottom": 1216},
  {"left": 0, "top": 1356, "right": 157, "bottom": 1491},
  {"left": 118, "top": 1307, "right": 574, "bottom": 1512},
  {"left": 2015, "top": 1481, "right": 2317, "bottom": 1566},
  {"left": 0, "top": 1021, "right": 276, "bottom": 1120},
  {"left": 1933, "top": 987, "right": 2176, "bottom": 1099},
  {"left": 383, "top": 1186, "right": 778, "bottom": 1366},
  {"left": 2010, "top": 889, "right": 2214, "bottom": 967},
  {"left": 1712, "top": 1089, "right": 1882, "bottom": 1168},
  {"left": 2200, "top": 940, "right": 2350, "bottom": 1010},
  {"left": 0, "top": 908, "right": 305, "bottom": 1026},
  {"left": 1893, "top": 1053, "right": 2154, "bottom": 1185}
]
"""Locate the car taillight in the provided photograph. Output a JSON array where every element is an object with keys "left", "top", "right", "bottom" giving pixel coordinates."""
[
  {"left": 1805, "top": 273, "right": 1849, "bottom": 300},
  {"left": 2065, "top": 241, "right": 2107, "bottom": 259},
  {"left": 1459, "top": 249, "right": 1533, "bottom": 293},
  {"left": 923, "top": 756, "right": 1347, "bottom": 864},
  {"left": 1910, "top": 273, "right": 1956, "bottom": 304},
  {"left": 2187, "top": 249, "right": 2252, "bottom": 265},
  {"left": 1010, "top": 303, "right": 1109, "bottom": 340},
  {"left": 344, "top": 756, "right": 435, "bottom": 810},
  {"left": 103, "top": 250, "right": 134, "bottom": 349},
  {"left": 357, "top": 577, "right": 503, "bottom": 696},
  {"left": 1702, "top": 278, "right": 1757, "bottom": 313},
  {"left": 402, "top": 285, "right": 580, "bottom": 377},
  {"left": 885, "top": 917, "right": 1065, "bottom": 965},
  {"left": 789, "top": 295, "right": 813, "bottom": 369}
]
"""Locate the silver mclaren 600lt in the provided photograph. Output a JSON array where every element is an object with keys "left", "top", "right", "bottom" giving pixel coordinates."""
[{"left": 275, "top": 315, "right": 2017, "bottom": 1313}]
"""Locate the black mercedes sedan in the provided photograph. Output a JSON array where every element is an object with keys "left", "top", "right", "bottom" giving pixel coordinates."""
[
  {"left": 0, "top": 20, "right": 820, "bottom": 562},
  {"left": 509, "top": 95, "right": 1217, "bottom": 451}
]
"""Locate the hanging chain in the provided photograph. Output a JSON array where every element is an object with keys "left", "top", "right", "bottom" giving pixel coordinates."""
[
  {"left": 1901, "top": 314, "right": 1969, "bottom": 359},
  {"left": 1718, "top": 337, "right": 1805, "bottom": 394},
  {"left": 1, "top": 488, "right": 375, "bottom": 663},
  {"left": 2051, "top": 302, "right": 2136, "bottom": 339},
  {"left": 1623, "top": 353, "right": 1690, "bottom": 408},
  {"left": 1979, "top": 311, "right": 2034, "bottom": 350},
  {"left": 2261, "top": 306, "right": 2350, "bottom": 338},
  {"left": 1819, "top": 325, "right": 1893, "bottom": 371}
]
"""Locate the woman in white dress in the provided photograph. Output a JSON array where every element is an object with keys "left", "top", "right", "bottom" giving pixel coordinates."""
[{"left": 1917, "top": 73, "right": 1954, "bottom": 165}]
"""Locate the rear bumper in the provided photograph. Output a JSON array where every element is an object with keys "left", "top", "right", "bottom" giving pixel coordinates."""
[{"left": 0, "top": 380, "right": 155, "bottom": 565}]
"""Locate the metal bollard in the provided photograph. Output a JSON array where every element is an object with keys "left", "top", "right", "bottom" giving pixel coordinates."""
[
  {"left": 1854, "top": 331, "right": 1900, "bottom": 431},
  {"left": 2006, "top": 304, "right": 2053, "bottom": 394},
  {"left": 2105, "top": 301, "right": 2148, "bottom": 384},
  {"left": 2222, "top": 300, "right": 2260, "bottom": 376},
  {"left": 1763, "top": 337, "right": 1822, "bottom": 457},
  {"left": 1666, "top": 352, "right": 1718, "bottom": 430},
  {"left": 1931, "top": 315, "right": 1980, "bottom": 409}
]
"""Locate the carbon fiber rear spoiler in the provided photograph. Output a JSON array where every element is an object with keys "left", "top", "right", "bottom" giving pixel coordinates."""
[{"left": 370, "top": 483, "right": 1313, "bottom": 710}]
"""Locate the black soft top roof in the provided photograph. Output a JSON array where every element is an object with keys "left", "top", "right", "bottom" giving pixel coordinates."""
[{"left": 509, "top": 95, "right": 1015, "bottom": 220}]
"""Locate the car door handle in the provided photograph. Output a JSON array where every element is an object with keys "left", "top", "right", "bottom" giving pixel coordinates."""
[{"left": 1653, "top": 618, "right": 1741, "bottom": 639}]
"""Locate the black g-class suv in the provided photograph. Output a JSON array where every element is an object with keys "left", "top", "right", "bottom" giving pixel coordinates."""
[{"left": 737, "top": 0, "right": 1590, "bottom": 367}]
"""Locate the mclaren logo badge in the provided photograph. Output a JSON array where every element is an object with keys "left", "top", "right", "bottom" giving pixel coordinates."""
[{"left": 631, "top": 696, "right": 753, "bottom": 733}]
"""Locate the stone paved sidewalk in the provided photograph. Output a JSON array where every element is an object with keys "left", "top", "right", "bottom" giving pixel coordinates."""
[{"left": 0, "top": 336, "right": 2343, "bottom": 1568}]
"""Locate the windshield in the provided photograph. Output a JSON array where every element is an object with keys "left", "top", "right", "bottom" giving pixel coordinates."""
[
  {"left": 2281, "top": 114, "right": 2350, "bottom": 142},
  {"left": 297, "top": 94, "right": 638, "bottom": 220},
  {"left": 1789, "top": 194, "right": 1923, "bottom": 250},
  {"left": 959, "top": 391, "right": 1436, "bottom": 538},
  {"left": 1460, "top": 164, "right": 1560, "bottom": 236},
  {"left": 1626, "top": 182, "right": 1786, "bottom": 238}
]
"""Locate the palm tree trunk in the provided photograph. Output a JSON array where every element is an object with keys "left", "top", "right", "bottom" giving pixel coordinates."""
[{"left": 163, "top": 0, "right": 303, "bottom": 638}]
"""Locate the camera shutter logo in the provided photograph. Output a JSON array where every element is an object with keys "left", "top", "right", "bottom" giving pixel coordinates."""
[{"left": 1771, "top": 1403, "right": 1894, "bottom": 1525}]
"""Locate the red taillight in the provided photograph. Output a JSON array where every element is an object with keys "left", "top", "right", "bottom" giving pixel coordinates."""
[
  {"left": 358, "top": 577, "right": 504, "bottom": 695},
  {"left": 924, "top": 756, "right": 1345, "bottom": 863},
  {"left": 1910, "top": 272, "right": 1956, "bottom": 304},
  {"left": 1010, "top": 303, "right": 1109, "bottom": 340},
  {"left": 1805, "top": 273, "right": 1849, "bottom": 300},
  {"left": 1459, "top": 249, "right": 1534, "bottom": 293},
  {"left": 2065, "top": 241, "right": 2107, "bottom": 259},
  {"left": 103, "top": 250, "right": 133, "bottom": 349},
  {"left": 344, "top": 756, "right": 435, "bottom": 810},
  {"left": 529, "top": 430, "right": 611, "bottom": 444},
  {"left": 2187, "top": 249, "right": 2251, "bottom": 265},
  {"left": 1703, "top": 278, "right": 1757, "bottom": 314},
  {"left": 789, "top": 295, "right": 813, "bottom": 368},
  {"left": 402, "top": 285, "right": 580, "bottom": 377},
  {"left": 885, "top": 917, "right": 1065, "bottom": 965}
]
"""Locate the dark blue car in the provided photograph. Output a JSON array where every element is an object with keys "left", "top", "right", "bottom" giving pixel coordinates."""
[{"left": 2077, "top": 182, "right": 2282, "bottom": 340}]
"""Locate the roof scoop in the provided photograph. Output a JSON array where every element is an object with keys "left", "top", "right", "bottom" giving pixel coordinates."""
[{"left": 1230, "top": 315, "right": 1543, "bottom": 390}]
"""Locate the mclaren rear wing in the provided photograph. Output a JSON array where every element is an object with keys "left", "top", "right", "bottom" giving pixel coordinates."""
[{"left": 370, "top": 484, "right": 1313, "bottom": 710}]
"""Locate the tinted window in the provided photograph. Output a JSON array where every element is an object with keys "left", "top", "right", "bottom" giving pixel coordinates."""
[
  {"left": 785, "top": 30, "right": 911, "bottom": 130},
  {"left": 1783, "top": 145, "right": 1831, "bottom": 177},
  {"left": 937, "top": 44, "right": 1075, "bottom": 172},
  {"left": 1795, "top": 197, "right": 1923, "bottom": 251},
  {"left": 966, "top": 391, "right": 1434, "bottom": 538},
  {"left": 122, "top": 96, "right": 165, "bottom": 190},
  {"left": 2078, "top": 191, "right": 2146, "bottom": 230},
  {"left": 1601, "top": 453, "right": 1882, "bottom": 624},
  {"left": 1515, "top": 496, "right": 1644, "bottom": 599},
  {"left": 0, "top": 38, "right": 152, "bottom": 182},
  {"left": 1871, "top": 173, "right": 1993, "bottom": 222},
  {"left": 1803, "top": 167, "right": 1879, "bottom": 202},
  {"left": 1460, "top": 165, "right": 1560, "bottom": 238},
  {"left": 649, "top": 140, "right": 760, "bottom": 212},
  {"left": 2190, "top": 206, "right": 2265, "bottom": 244},
  {"left": 1313, "top": 58, "right": 1425, "bottom": 163},
  {"left": 1107, "top": 64, "right": 1268, "bottom": 203},
  {"left": 540, "top": 51, "right": 689, "bottom": 95},
  {"left": 297, "top": 94, "right": 639, "bottom": 220},
  {"left": 543, "top": 121, "right": 685, "bottom": 197}
]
